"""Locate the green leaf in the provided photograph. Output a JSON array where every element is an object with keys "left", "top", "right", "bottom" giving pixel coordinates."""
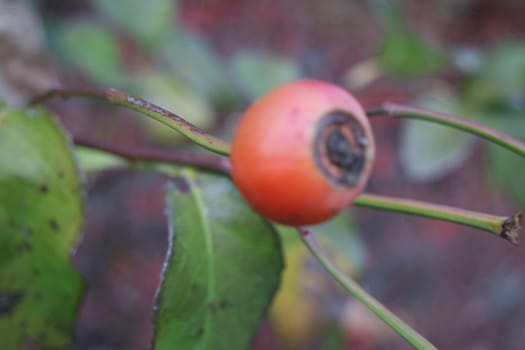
[
  {"left": 93, "top": 0, "right": 175, "bottom": 48},
  {"left": 75, "top": 146, "right": 126, "bottom": 172},
  {"left": 485, "top": 115, "right": 525, "bottom": 207},
  {"left": 374, "top": 1, "right": 447, "bottom": 75},
  {"left": 53, "top": 19, "right": 125, "bottom": 87},
  {"left": 467, "top": 42, "right": 525, "bottom": 104},
  {"left": 159, "top": 29, "right": 235, "bottom": 103},
  {"left": 0, "top": 107, "right": 85, "bottom": 348},
  {"left": 154, "top": 171, "right": 283, "bottom": 350},
  {"left": 231, "top": 51, "right": 301, "bottom": 100},
  {"left": 399, "top": 92, "right": 475, "bottom": 181},
  {"left": 311, "top": 214, "right": 366, "bottom": 275},
  {"left": 379, "top": 31, "right": 446, "bottom": 75},
  {"left": 136, "top": 72, "right": 214, "bottom": 144}
]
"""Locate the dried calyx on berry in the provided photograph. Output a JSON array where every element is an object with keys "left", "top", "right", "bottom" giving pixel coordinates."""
[{"left": 314, "top": 111, "right": 369, "bottom": 187}]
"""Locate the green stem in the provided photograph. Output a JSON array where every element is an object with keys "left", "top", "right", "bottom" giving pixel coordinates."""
[
  {"left": 72, "top": 135, "right": 521, "bottom": 245},
  {"left": 32, "top": 88, "right": 521, "bottom": 244},
  {"left": 366, "top": 102, "right": 525, "bottom": 158},
  {"left": 298, "top": 227, "right": 437, "bottom": 350},
  {"left": 355, "top": 194, "right": 521, "bottom": 246},
  {"left": 30, "top": 88, "right": 231, "bottom": 156}
]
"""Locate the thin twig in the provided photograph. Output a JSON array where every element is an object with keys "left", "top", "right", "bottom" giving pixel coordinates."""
[
  {"left": 366, "top": 102, "right": 525, "bottom": 158},
  {"left": 298, "top": 227, "right": 437, "bottom": 350},
  {"left": 73, "top": 136, "right": 231, "bottom": 174},
  {"left": 31, "top": 88, "right": 522, "bottom": 244},
  {"left": 73, "top": 136, "right": 521, "bottom": 245},
  {"left": 355, "top": 194, "right": 521, "bottom": 246},
  {"left": 30, "top": 88, "right": 231, "bottom": 156}
]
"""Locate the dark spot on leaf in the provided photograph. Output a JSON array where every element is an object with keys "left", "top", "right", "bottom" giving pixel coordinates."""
[
  {"left": 196, "top": 327, "right": 204, "bottom": 337},
  {"left": 0, "top": 291, "right": 24, "bottom": 315},
  {"left": 38, "top": 184, "right": 49, "bottom": 194},
  {"left": 32, "top": 268, "right": 40, "bottom": 277},
  {"left": 54, "top": 322, "right": 70, "bottom": 335},
  {"left": 172, "top": 178, "right": 190, "bottom": 193},
  {"left": 16, "top": 241, "right": 33, "bottom": 253},
  {"left": 208, "top": 302, "right": 218, "bottom": 312},
  {"left": 47, "top": 317, "right": 63, "bottom": 331},
  {"left": 22, "top": 225, "right": 32, "bottom": 236},
  {"left": 57, "top": 170, "right": 65, "bottom": 179},
  {"left": 49, "top": 219, "right": 59, "bottom": 232},
  {"left": 208, "top": 299, "right": 232, "bottom": 313},
  {"left": 37, "top": 333, "right": 47, "bottom": 342},
  {"left": 218, "top": 299, "right": 231, "bottom": 310},
  {"left": 19, "top": 320, "right": 27, "bottom": 329}
]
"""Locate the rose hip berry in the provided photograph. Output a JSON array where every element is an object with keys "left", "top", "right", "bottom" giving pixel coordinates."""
[{"left": 231, "top": 79, "right": 375, "bottom": 226}]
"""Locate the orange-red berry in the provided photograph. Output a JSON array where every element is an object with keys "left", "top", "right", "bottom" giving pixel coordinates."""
[{"left": 231, "top": 79, "right": 375, "bottom": 226}]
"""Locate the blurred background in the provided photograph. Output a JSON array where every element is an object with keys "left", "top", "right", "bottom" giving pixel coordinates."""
[{"left": 1, "top": 0, "right": 525, "bottom": 349}]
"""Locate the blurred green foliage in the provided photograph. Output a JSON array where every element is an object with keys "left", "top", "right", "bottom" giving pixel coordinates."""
[
  {"left": 45, "top": 0, "right": 301, "bottom": 146},
  {"left": 52, "top": 20, "right": 126, "bottom": 87},
  {"left": 399, "top": 92, "right": 476, "bottom": 181},
  {"left": 230, "top": 51, "right": 302, "bottom": 100},
  {"left": 466, "top": 43, "right": 525, "bottom": 105},
  {"left": 373, "top": 0, "right": 447, "bottom": 76},
  {"left": 486, "top": 116, "right": 525, "bottom": 207},
  {"left": 92, "top": 0, "right": 174, "bottom": 49},
  {"left": 463, "top": 43, "right": 525, "bottom": 207},
  {"left": 370, "top": 1, "right": 525, "bottom": 209},
  {"left": 396, "top": 39, "right": 525, "bottom": 206}
]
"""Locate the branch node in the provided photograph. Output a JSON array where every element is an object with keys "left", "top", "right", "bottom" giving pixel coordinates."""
[
  {"left": 501, "top": 212, "right": 522, "bottom": 246},
  {"left": 105, "top": 88, "right": 126, "bottom": 103}
]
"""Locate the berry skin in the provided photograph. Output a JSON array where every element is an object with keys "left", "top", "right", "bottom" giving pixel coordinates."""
[{"left": 231, "top": 79, "right": 375, "bottom": 226}]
